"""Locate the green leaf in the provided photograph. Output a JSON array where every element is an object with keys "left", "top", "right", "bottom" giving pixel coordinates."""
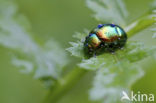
[
  {"left": 67, "top": 9, "right": 156, "bottom": 103},
  {"left": 66, "top": 32, "right": 87, "bottom": 58},
  {"left": 68, "top": 32, "right": 156, "bottom": 102},
  {"left": 86, "top": 0, "right": 128, "bottom": 26},
  {"left": 84, "top": 1, "right": 156, "bottom": 102},
  {"left": 0, "top": 1, "right": 68, "bottom": 87},
  {"left": 67, "top": 41, "right": 84, "bottom": 58},
  {"left": 90, "top": 61, "right": 144, "bottom": 103},
  {"left": 80, "top": 42, "right": 155, "bottom": 103},
  {"left": 152, "top": 10, "right": 156, "bottom": 38},
  {"left": 79, "top": 41, "right": 155, "bottom": 68}
]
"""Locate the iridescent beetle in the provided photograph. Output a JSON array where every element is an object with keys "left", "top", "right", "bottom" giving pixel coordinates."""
[{"left": 84, "top": 24, "right": 127, "bottom": 57}]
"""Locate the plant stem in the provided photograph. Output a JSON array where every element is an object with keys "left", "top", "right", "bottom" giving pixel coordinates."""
[
  {"left": 44, "top": 67, "right": 87, "bottom": 103},
  {"left": 126, "top": 10, "right": 155, "bottom": 37},
  {"left": 44, "top": 10, "right": 155, "bottom": 103}
]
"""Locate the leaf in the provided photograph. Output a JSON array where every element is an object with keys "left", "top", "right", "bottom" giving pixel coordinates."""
[
  {"left": 86, "top": 0, "right": 128, "bottom": 26},
  {"left": 90, "top": 61, "right": 144, "bottom": 103},
  {"left": 67, "top": 22, "right": 156, "bottom": 103},
  {"left": 81, "top": 43, "right": 155, "bottom": 103},
  {"left": 66, "top": 32, "right": 87, "bottom": 58},
  {"left": 152, "top": 9, "right": 156, "bottom": 38},
  {"left": 84, "top": 1, "right": 156, "bottom": 102},
  {"left": 12, "top": 57, "right": 34, "bottom": 74},
  {"left": 0, "top": 1, "right": 68, "bottom": 87},
  {"left": 79, "top": 41, "right": 155, "bottom": 68},
  {"left": 67, "top": 0, "right": 156, "bottom": 102},
  {"left": 66, "top": 41, "right": 84, "bottom": 58},
  {"left": 68, "top": 31, "right": 156, "bottom": 102}
]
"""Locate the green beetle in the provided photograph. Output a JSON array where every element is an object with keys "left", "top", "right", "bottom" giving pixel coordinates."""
[{"left": 84, "top": 24, "right": 127, "bottom": 57}]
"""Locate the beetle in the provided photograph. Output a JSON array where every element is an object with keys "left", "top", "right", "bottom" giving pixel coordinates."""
[{"left": 84, "top": 24, "right": 127, "bottom": 57}]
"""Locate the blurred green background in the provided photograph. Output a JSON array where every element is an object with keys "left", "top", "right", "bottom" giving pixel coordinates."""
[{"left": 0, "top": 0, "right": 155, "bottom": 103}]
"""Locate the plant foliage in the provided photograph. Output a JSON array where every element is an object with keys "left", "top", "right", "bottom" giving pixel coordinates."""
[
  {"left": 152, "top": 9, "right": 156, "bottom": 38},
  {"left": 67, "top": 0, "right": 156, "bottom": 103},
  {"left": 86, "top": 0, "right": 128, "bottom": 26},
  {"left": 0, "top": 0, "right": 155, "bottom": 103},
  {"left": 0, "top": 1, "right": 68, "bottom": 87}
]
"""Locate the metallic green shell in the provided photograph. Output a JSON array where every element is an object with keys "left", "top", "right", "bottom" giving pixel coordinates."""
[
  {"left": 86, "top": 34, "right": 101, "bottom": 48},
  {"left": 84, "top": 24, "right": 127, "bottom": 57}
]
